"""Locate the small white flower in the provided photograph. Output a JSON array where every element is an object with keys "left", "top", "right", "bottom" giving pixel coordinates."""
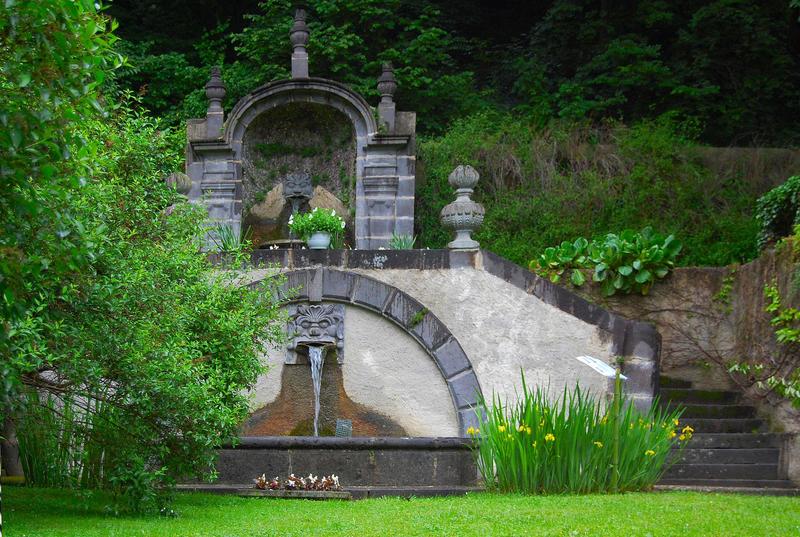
[
  {"left": 312, "top": 207, "right": 318, "bottom": 212},
  {"left": 331, "top": 210, "right": 336, "bottom": 216},
  {"left": 340, "top": 221, "right": 345, "bottom": 229}
]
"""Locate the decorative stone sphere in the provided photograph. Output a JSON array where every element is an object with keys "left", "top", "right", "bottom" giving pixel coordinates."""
[
  {"left": 165, "top": 171, "right": 192, "bottom": 195},
  {"left": 448, "top": 164, "right": 480, "bottom": 191},
  {"left": 440, "top": 200, "right": 485, "bottom": 231},
  {"left": 440, "top": 164, "right": 485, "bottom": 249}
]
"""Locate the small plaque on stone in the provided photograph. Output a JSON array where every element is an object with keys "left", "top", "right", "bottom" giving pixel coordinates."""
[{"left": 335, "top": 419, "right": 353, "bottom": 437}]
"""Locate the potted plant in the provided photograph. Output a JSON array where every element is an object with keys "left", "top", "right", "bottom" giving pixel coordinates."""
[{"left": 288, "top": 207, "right": 345, "bottom": 249}]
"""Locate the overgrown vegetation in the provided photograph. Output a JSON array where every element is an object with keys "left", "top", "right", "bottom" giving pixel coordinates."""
[
  {"left": 471, "top": 374, "right": 691, "bottom": 494},
  {"left": 756, "top": 175, "right": 800, "bottom": 249},
  {"left": 530, "top": 228, "right": 682, "bottom": 296},
  {"left": 2, "top": 1, "right": 285, "bottom": 513},
  {"left": 418, "top": 114, "right": 759, "bottom": 267},
  {"left": 729, "top": 277, "right": 800, "bottom": 408}
]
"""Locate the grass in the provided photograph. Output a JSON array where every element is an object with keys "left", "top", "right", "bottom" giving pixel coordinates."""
[{"left": 4, "top": 486, "right": 800, "bottom": 537}]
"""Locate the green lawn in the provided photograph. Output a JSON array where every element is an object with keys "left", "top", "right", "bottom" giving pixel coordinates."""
[{"left": 4, "top": 486, "right": 798, "bottom": 537}]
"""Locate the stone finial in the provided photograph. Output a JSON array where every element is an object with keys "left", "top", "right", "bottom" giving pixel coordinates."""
[
  {"left": 377, "top": 62, "right": 397, "bottom": 102},
  {"left": 290, "top": 8, "right": 310, "bottom": 78},
  {"left": 376, "top": 62, "right": 397, "bottom": 132},
  {"left": 440, "top": 165, "right": 485, "bottom": 250},
  {"left": 204, "top": 67, "right": 226, "bottom": 137}
]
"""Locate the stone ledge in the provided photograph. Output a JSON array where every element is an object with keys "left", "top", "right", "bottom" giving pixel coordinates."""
[{"left": 226, "top": 436, "right": 472, "bottom": 450}]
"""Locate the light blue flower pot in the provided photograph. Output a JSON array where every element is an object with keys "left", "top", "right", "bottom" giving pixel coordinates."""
[{"left": 307, "top": 231, "right": 332, "bottom": 249}]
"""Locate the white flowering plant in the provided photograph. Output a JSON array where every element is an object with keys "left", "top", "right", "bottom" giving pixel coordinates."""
[{"left": 288, "top": 207, "right": 346, "bottom": 240}]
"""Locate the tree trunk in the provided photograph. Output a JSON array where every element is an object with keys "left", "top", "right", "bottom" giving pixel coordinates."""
[{"left": 1, "top": 416, "right": 23, "bottom": 479}]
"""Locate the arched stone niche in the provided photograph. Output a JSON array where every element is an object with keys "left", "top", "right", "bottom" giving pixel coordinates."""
[
  {"left": 186, "top": 78, "right": 416, "bottom": 248},
  {"left": 245, "top": 268, "right": 484, "bottom": 437},
  {"left": 246, "top": 305, "right": 460, "bottom": 437}
]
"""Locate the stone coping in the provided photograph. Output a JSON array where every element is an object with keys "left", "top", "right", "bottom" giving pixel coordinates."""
[{"left": 226, "top": 436, "right": 473, "bottom": 450}]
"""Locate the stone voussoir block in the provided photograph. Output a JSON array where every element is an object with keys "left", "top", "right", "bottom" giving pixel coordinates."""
[
  {"left": 322, "top": 269, "right": 357, "bottom": 301},
  {"left": 352, "top": 275, "right": 394, "bottom": 312},
  {"left": 412, "top": 312, "right": 450, "bottom": 352},
  {"left": 385, "top": 291, "right": 425, "bottom": 328},
  {"left": 448, "top": 370, "right": 482, "bottom": 410},
  {"left": 432, "top": 338, "right": 471, "bottom": 379}
]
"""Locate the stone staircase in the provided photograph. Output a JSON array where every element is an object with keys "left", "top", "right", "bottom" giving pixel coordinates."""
[{"left": 656, "top": 376, "right": 798, "bottom": 495}]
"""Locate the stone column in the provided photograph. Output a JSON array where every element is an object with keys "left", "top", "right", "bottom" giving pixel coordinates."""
[
  {"left": 204, "top": 67, "right": 226, "bottom": 138},
  {"left": 290, "top": 9, "right": 310, "bottom": 79}
]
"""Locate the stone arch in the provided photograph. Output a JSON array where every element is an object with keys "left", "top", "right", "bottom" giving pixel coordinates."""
[
  {"left": 187, "top": 76, "right": 415, "bottom": 248},
  {"left": 249, "top": 268, "right": 484, "bottom": 436},
  {"left": 224, "top": 78, "right": 377, "bottom": 148}
]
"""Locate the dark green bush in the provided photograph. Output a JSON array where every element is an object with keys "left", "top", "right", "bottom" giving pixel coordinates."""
[
  {"left": 755, "top": 175, "right": 800, "bottom": 249},
  {"left": 418, "top": 113, "right": 759, "bottom": 267}
]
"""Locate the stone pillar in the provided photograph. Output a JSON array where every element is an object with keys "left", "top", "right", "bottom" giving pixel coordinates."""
[
  {"left": 204, "top": 67, "right": 226, "bottom": 138},
  {"left": 376, "top": 63, "right": 397, "bottom": 133},
  {"left": 440, "top": 165, "right": 485, "bottom": 250},
  {"left": 290, "top": 9, "right": 310, "bottom": 79}
]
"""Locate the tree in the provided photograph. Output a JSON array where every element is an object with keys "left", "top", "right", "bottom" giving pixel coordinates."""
[{"left": 2, "top": 1, "right": 285, "bottom": 510}]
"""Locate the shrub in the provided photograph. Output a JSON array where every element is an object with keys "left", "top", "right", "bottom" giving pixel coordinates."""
[
  {"left": 10, "top": 104, "right": 286, "bottom": 513},
  {"left": 530, "top": 228, "right": 682, "bottom": 296},
  {"left": 471, "top": 374, "right": 691, "bottom": 494},
  {"left": 755, "top": 175, "right": 800, "bottom": 250},
  {"left": 417, "top": 113, "right": 759, "bottom": 268}
]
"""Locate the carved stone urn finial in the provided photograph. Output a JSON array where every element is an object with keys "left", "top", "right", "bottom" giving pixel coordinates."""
[
  {"left": 290, "top": 8, "right": 310, "bottom": 78},
  {"left": 440, "top": 165, "right": 485, "bottom": 250},
  {"left": 205, "top": 66, "right": 226, "bottom": 106},
  {"left": 376, "top": 62, "right": 397, "bottom": 132},
  {"left": 377, "top": 62, "right": 397, "bottom": 103},
  {"left": 204, "top": 67, "right": 226, "bottom": 137}
]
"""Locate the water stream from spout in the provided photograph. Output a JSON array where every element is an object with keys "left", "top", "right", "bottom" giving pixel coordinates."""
[{"left": 308, "top": 345, "right": 326, "bottom": 436}]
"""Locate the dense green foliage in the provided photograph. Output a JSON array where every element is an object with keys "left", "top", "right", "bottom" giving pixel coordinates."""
[
  {"left": 2, "top": 1, "right": 284, "bottom": 512},
  {"left": 531, "top": 228, "right": 682, "bottom": 296},
  {"left": 8, "top": 487, "right": 800, "bottom": 537},
  {"left": 418, "top": 114, "right": 759, "bottom": 267},
  {"left": 756, "top": 176, "right": 800, "bottom": 249},
  {"left": 11, "top": 104, "right": 284, "bottom": 512},
  {"left": 471, "top": 376, "right": 689, "bottom": 493},
  {"left": 107, "top": 0, "right": 800, "bottom": 145}
]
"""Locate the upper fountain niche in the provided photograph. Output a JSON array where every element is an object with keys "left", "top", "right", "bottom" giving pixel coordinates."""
[{"left": 184, "top": 8, "right": 417, "bottom": 249}]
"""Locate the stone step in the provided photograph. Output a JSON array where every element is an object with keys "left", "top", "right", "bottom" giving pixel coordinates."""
[
  {"left": 663, "top": 403, "right": 756, "bottom": 419},
  {"left": 654, "top": 484, "right": 800, "bottom": 496},
  {"left": 681, "top": 418, "right": 764, "bottom": 434},
  {"left": 659, "top": 377, "right": 693, "bottom": 389},
  {"left": 345, "top": 485, "right": 484, "bottom": 499},
  {"left": 659, "top": 388, "right": 739, "bottom": 404},
  {"left": 672, "top": 448, "right": 779, "bottom": 465},
  {"left": 681, "top": 433, "right": 788, "bottom": 449},
  {"left": 664, "top": 463, "right": 778, "bottom": 480},
  {"left": 658, "top": 477, "right": 797, "bottom": 489}
]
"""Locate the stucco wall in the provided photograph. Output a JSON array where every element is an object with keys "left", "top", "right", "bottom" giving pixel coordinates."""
[
  {"left": 352, "top": 268, "right": 614, "bottom": 404},
  {"left": 239, "top": 249, "right": 662, "bottom": 436},
  {"left": 250, "top": 305, "right": 458, "bottom": 436}
]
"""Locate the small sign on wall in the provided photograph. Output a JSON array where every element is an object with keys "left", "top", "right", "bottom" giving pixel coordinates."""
[{"left": 575, "top": 355, "right": 627, "bottom": 379}]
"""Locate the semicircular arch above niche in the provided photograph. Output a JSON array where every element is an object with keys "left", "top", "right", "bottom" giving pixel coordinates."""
[{"left": 240, "top": 102, "right": 357, "bottom": 248}]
